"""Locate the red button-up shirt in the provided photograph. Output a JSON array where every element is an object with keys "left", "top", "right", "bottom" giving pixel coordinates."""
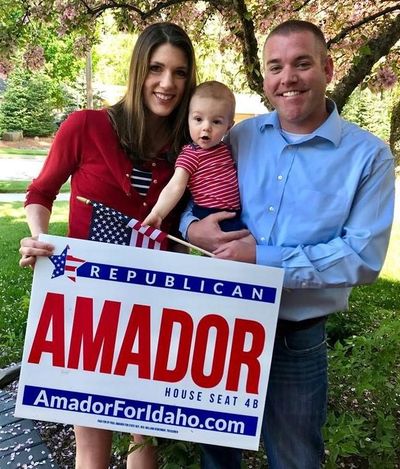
[{"left": 25, "top": 109, "right": 180, "bottom": 245}]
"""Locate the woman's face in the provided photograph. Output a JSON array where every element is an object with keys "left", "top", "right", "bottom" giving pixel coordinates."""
[{"left": 143, "top": 43, "right": 189, "bottom": 119}]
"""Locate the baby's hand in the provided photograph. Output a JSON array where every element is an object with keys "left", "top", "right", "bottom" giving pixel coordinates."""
[{"left": 142, "top": 212, "right": 162, "bottom": 229}]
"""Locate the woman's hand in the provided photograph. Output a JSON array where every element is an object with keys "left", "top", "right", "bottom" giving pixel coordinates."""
[{"left": 19, "top": 236, "right": 55, "bottom": 268}]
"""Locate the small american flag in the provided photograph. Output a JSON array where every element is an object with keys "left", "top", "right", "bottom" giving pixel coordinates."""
[
  {"left": 49, "top": 245, "right": 85, "bottom": 282},
  {"left": 88, "top": 200, "right": 167, "bottom": 250}
]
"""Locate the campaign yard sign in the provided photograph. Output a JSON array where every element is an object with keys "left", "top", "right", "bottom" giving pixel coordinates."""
[{"left": 15, "top": 234, "right": 284, "bottom": 450}]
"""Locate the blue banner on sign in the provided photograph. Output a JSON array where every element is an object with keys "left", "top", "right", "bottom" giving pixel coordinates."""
[
  {"left": 23, "top": 385, "right": 257, "bottom": 436},
  {"left": 76, "top": 262, "right": 276, "bottom": 304}
]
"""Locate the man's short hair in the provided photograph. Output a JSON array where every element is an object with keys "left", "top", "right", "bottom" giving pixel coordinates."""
[
  {"left": 192, "top": 81, "right": 236, "bottom": 121},
  {"left": 265, "top": 20, "right": 327, "bottom": 55}
]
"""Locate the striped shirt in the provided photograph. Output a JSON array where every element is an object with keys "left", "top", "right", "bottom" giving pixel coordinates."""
[
  {"left": 175, "top": 142, "right": 240, "bottom": 210},
  {"left": 131, "top": 168, "right": 152, "bottom": 196}
]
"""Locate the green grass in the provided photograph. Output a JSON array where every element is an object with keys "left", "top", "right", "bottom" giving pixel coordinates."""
[
  {"left": 0, "top": 180, "right": 70, "bottom": 193},
  {"left": 382, "top": 218, "right": 400, "bottom": 280},
  {"left": 0, "top": 201, "right": 68, "bottom": 367},
  {"left": 0, "top": 147, "right": 48, "bottom": 156}
]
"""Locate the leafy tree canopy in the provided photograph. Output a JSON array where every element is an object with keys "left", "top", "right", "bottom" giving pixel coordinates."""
[
  {"left": 1, "top": 1, "right": 399, "bottom": 99},
  {"left": 0, "top": 0, "right": 399, "bottom": 162}
]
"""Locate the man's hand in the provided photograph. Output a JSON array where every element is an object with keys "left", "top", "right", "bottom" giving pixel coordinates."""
[
  {"left": 187, "top": 211, "right": 250, "bottom": 252},
  {"left": 213, "top": 234, "right": 256, "bottom": 263}
]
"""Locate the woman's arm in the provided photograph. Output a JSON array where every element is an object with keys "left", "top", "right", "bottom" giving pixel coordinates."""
[{"left": 19, "top": 204, "right": 54, "bottom": 268}]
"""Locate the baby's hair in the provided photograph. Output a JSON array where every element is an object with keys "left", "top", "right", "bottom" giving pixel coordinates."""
[{"left": 192, "top": 81, "right": 236, "bottom": 121}]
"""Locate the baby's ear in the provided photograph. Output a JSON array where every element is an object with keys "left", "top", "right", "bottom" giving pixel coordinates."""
[{"left": 227, "top": 120, "right": 235, "bottom": 131}]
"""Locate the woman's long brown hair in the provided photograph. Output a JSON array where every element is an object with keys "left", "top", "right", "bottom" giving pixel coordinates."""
[{"left": 108, "top": 23, "right": 197, "bottom": 163}]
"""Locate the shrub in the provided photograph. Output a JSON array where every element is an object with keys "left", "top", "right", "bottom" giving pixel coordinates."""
[
  {"left": 0, "top": 68, "right": 57, "bottom": 137},
  {"left": 324, "top": 278, "right": 400, "bottom": 467}
]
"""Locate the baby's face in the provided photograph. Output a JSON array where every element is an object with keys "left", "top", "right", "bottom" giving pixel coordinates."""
[{"left": 188, "top": 96, "right": 233, "bottom": 150}]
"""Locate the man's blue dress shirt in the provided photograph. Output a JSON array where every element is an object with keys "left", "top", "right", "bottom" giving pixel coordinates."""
[{"left": 180, "top": 101, "right": 395, "bottom": 320}]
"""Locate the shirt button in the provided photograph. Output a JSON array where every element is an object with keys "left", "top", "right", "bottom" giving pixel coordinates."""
[
  {"left": 301, "top": 281, "right": 307, "bottom": 287},
  {"left": 143, "top": 202, "right": 147, "bottom": 207},
  {"left": 277, "top": 175, "right": 283, "bottom": 180},
  {"left": 268, "top": 206, "right": 275, "bottom": 212},
  {"left": 153, "top": 179, "right": 158, "bottom": 184},
  {"left": 152, "top": 162, "right": 156, "bottom": 167},
  {"left": 260, "top": 237, "right": 266, "bottom": 242}
]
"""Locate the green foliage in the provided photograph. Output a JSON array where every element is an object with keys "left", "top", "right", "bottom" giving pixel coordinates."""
[
  {"left": 324, "top": 277, "right": 400, "bottom": 466},
  {"left": 342, "top": 86, "right": 394, "bottom": 142},
  {"left": 157, "top": 439, "right": 199, "bottom": 469},
  {"left": 112, "top": 434, "right": 200, "bottom": 468},
  {"left": 0, "top": 68, "right": 57, "bottom": 137},
  {"left": 93, "top": 18, "right": 136, "bottom": 86}
]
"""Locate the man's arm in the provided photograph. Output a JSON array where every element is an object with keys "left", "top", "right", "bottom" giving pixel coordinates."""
[
  {"left": 216, "top": 153, "right": 395, "bottom": 288},
  {"left": 180, "top": 200, "right": 250, "bottom": 252}
]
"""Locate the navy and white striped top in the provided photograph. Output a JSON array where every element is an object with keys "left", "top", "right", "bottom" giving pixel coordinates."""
[{"left": 131, "top": 168, "right": 152, "bottom": 196}]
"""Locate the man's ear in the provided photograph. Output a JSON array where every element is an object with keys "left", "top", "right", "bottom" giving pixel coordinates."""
[{"left": 325, "top": 56, "right": 334, "bottom": 84}]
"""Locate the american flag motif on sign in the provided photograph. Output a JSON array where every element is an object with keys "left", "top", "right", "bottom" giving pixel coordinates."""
[
  {"left": 88, "top": 201, "right": 167, "bottom": 250},
  {"left": 48, "top": 245, "right": 85, "bottom": 282}
]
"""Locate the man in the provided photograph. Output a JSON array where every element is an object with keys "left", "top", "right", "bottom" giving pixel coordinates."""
[{"left": 180, "top": 20, "right": 395, "bottom": 468}]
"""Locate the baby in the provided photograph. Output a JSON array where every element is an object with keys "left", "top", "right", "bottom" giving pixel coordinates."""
[{"left": 143, "top": 80, "right": 245, "bottom": 232}]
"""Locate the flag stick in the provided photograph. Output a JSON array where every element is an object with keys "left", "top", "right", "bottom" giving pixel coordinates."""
[
  {"left": 76, "top": 196, "right": 213, "bottom": 257},
  {"left": 165, "top": 234, "right": 213, "bottom": 257}
]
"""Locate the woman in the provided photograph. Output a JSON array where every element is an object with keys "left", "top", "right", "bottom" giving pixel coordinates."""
[{"left": 19, "top": 22, "right": 197, "bottom": 469}]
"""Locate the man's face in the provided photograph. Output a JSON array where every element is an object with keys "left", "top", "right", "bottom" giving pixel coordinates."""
[{"left": 263, "top": 30, "right": 333, "bottom": 133}]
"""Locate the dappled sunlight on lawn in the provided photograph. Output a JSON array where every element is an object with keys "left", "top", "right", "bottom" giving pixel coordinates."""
[
  {"left": 0, "top": 201, "right": 69, "bottom": 224},
  {"left": 0, "top": 202, "right": 26, "bottom": 220},
  {"left": 381, "top": 219, "right": 399, "bottom": 281}
]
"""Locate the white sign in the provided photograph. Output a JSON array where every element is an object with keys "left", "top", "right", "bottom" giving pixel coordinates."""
[{"left": 16, "top": 234, "right": 283, "bottom": 450}]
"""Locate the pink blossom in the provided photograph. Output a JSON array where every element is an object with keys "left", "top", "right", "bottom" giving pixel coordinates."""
[
  {"left": 259, "top": 19, "right": 272, "bottom": 34},
  {"left": 73, "top": 36, "right": 91, "bottom": 57},
  {"left": 62, "top": 6, "right": 77, "bottom": 22},
  {"left": 23, "top": 45, "right": 46, "bottom": 71},
  {"left": 54, "top": 0, "right": 67, "bottom": 12},
  {"left": 57, "top": 24, "right": 68, "bottom": 37},
  {"left": 0, "top": 59, "right": 12, "bottom": 79},
  {"left": 375, "top": 66, "right": 397, "bottom": 90}
]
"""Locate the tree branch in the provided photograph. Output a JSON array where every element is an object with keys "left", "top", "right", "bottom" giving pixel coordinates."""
[
  {"left": 227, "top": 0, "right": 264, "bottom": 97},
  {"left": 294, "top": 0, "right": 314, "bottom": 13},
  {"left": 79, "top": 0, "right": 196, "bottom": 21},
  {"left": 330, "top": 13, "right": 400, "bottom": 112},
  {"left": 390, "top": 97, "right": 400, "bottom": 167},
  {"left": 327, "top": 4, "right": 400, "bottom": 47}
]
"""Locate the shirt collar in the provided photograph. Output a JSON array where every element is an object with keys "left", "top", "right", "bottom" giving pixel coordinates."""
[{"left": 258, "top": 99, "right": 342, "bottom": 147}]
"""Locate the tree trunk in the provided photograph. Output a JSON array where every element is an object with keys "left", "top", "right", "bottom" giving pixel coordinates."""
[
  {"left": 85, "top": 50, "right": 93, "bottom": 110},
  {"left": 390, "top": 97, "right": 400, "bottom": 168}
]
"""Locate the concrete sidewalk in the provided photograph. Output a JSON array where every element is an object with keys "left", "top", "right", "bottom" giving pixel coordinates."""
[
  {"left": 0, "top": 193, "right": 70, "bottom": 202},
  {"left": 0, "top": 157, "right": 44, "bottom": 181},
  {"left": 0, "top": 157, "right": 70, "bottom": 202}
]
